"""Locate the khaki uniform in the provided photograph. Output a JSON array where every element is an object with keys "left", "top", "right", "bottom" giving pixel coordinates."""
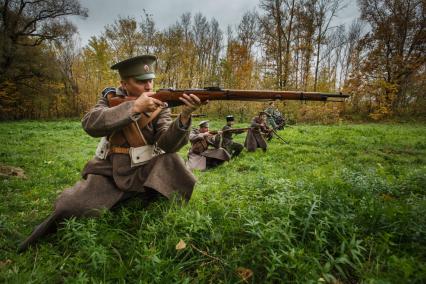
[
  {"left": 244, "top": 116, "right": 270, "bottom": 152},
  {"left": 19, "top": 88, "right": 196, "bottom": 251},
  {"left": 187, "top": 129, "right": 230, "bottom": 170},
  {"left": 265, "top": 106, "right": 278, "bottom": 129},
  {"left": 265, "top": 106, "right": 284, "bottom": 130}
]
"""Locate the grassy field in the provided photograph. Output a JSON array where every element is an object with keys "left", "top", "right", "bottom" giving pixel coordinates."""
[{"left": 0, "top": 120, "right": 425, "bottom": 283}]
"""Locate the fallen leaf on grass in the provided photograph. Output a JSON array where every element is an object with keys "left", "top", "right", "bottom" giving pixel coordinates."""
[
  {"left": 236, "top": 267, "right": 253, "bottom": 281},
  {"left": 381, "top": 193, "right": 396, "bottom": 201},
  {"left": 176, "top": 239, "right": 186, "bottom": 250},
  {"left": 0, "top": 259, "right": 12, "bottom": 268}
]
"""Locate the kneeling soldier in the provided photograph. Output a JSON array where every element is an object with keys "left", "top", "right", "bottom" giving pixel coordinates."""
[
  {"left": 245, "top": 111, "right": 272, "bottom": 152},
  {"left": 19, "top": 55, "right": 203, "bottom": 252},
  {"left": 222, "top": 115, "right": 244, "bottom": 157},
  {"left": 187, "top": 120, "right": 231, "bottom": 171}
]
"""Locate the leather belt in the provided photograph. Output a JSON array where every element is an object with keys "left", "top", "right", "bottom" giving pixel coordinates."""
[{"left": 109, "top": 146, "right": 130, "bottom": 155}]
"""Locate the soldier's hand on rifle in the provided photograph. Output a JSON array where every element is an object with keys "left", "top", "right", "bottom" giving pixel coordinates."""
[
  {"left": 132, "top": 92, "right": 165, "bottom": 113},
  {"left": 179, "top": 93, "right": 207, "bottom": 127}
]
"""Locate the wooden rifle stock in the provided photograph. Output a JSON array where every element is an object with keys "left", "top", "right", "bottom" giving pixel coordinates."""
[
  {"left": 209, "top": 127, "right": 251, "bottom": 135},
  {"left": 107, "top": 87, "right": 350, "bottom": 107}
]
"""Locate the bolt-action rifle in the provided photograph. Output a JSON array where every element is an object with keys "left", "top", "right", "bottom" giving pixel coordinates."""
[
  {"left": 269, "top": 128, "right": 289, "bottom": 144},
  {"left": 171, "top": 113, "right": 207, "bottom": 118},
  {"left": 208, "top": 127, "right": 251, "bottom": 135},
  {"left": 108, "top": 87, "right": 349, "bottom": 107}
]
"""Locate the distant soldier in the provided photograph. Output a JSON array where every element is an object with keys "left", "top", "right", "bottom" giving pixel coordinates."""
[
  {"left": 222, "top": 115, "right": 244, "bottom": 157},
  {"left": 264, "top": 101, "right": 284, "bottom": 130},
  {"left": 187, "top": 120, "right": 231, "bottom": 170},
  {"left": 245, "top": 111, "right": 272, "bottom": 152}
]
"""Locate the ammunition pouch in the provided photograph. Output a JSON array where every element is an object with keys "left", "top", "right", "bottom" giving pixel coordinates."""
[
  {"left": 95, "top": 137, "right": 110, "bottom": 159},
  {"left": 129, "top": 144, "right": 164, "bottom": 167},
  {"left": 191, "top": 139, "right": 208, "bottom": 155}
]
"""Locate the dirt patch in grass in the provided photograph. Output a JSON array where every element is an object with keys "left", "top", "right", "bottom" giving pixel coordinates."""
[{"left": 0, "top": 165, "right": 27, "bottom": 179}]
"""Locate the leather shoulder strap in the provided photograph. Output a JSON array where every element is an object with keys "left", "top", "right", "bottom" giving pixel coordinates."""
[
  {"left": 106, "top": 90, "right": 164, "bottom": 147},
  {"left": 124, "top": 107, "right": 163, "bottom": 147},
  {"left": 138, "top": 107, "right": 163, "bottom": 129}
]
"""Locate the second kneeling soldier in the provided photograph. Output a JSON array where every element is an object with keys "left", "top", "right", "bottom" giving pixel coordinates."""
[
  {"left": 222, "top": 115, "right": 244, "bottom": 157},
  {"left": 245, "top": 111, "right": 272, "bottom": 152},
  {"left": 187, "top": 120, "right": 231, "bottom": 170}
]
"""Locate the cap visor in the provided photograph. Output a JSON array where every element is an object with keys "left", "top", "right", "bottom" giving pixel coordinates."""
[{"left": 134, "top": 73, "right": 156, "bottom": 80}]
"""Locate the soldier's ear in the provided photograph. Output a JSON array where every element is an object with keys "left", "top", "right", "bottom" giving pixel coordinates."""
[{"left": 120, "top": 79, "right": 129, "bottom": 90}]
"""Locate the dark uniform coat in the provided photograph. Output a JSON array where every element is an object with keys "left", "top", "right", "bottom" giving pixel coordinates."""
[
  {"left": 222, "top": 125, "right": 244, "bottom": 157},
  {"left": 19, "top": 88, "right": 196, "bottom": 251},
  {"left": 244, "top": 116, "right": 270, "bottom": 152}
]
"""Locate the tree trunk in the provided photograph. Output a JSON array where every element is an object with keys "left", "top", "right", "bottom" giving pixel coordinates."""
[
  {"left": 275, "top": 0, "right": 284, "bottom": 90},
  {"left": 282, "top": 0, "right": 296, "bottom": 88},
  {"left": 314, "top": 25, "right": 322, "bottom": 92}
]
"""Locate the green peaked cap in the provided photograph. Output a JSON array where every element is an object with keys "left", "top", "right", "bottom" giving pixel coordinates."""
[
  {"left": 111, "top": 55, "right": 156, "bottom": 80},
  {"left": 199, "top": 120, "right": 209, "bottom": 128}
]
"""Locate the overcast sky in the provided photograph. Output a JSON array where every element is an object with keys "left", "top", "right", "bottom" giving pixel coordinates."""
[{"left": 70, "top": 0, "right": 360, "bottom": 46}]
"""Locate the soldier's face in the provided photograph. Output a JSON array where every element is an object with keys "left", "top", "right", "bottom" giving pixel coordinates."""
[
  {"left": 200, "top": 127, "right": 209, "bottom": 133},
  {"left": 122, "top": 78, "right": 153, "bottom": 96}
]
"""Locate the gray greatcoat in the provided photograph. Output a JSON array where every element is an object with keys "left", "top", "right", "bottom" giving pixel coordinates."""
[
  {"left": 244, "top": 117, "right": 269, "bottom": 152},
  {"left": 187, "top": 129, "right": 230, "bottom": 170},
  {"left": 19, "top": 89, "right": 196, "bottom": 251}
]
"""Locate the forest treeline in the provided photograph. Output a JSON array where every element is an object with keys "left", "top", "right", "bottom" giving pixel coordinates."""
[{"left": 0, "top": 0, "right": 425, "bottom": 121}]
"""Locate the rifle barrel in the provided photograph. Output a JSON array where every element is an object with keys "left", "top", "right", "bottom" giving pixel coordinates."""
[
  {"left": 170, "top": 113, "right": 206, "bottom": 117},
  {"left": 108, "top": 87, "right": 349, "bottom": 107},
  {"left": 271, "top": 128, "right": 289, "bottom": 144}
]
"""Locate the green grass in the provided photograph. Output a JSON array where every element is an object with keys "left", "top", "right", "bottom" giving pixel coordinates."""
[{"left": 1, "top": 120, "right": 425, "bottom": 283}]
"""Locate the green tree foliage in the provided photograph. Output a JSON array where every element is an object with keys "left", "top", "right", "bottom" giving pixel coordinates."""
[
  {"left": 0, "top": 0, "right": 88, "bottom": 119},
  {"left": 77, "top": 36, "right": 117, "bottom": 111},
  {"left": 349, "top": 0, "right": 426, "bottom": 118},
  {"left": 104, "top": 16, "right": 143, "bottom": 59},
  {"left": 0, "top": 1, "right": 425, "bottom": 121}
]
